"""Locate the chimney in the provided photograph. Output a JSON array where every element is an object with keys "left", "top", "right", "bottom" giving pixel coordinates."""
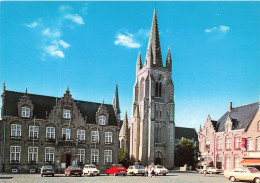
[{"left": 229, "top": 102, "right": 232, "bottom": 112}]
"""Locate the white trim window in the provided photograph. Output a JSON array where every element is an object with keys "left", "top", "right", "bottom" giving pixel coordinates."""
[
  {"left": 234, "top": 156, "right": 241, "bottom": 168},
  {"left": 63, "top": 109, "right": 71, "bottom": 119},
  {"left": 257, "top": 137, "right": 260, "bottom": 151},
  {"left": 91, "top": 131, "right": 99, "bottom": 143},
  {"left": 226, "top": 137, "right": 231, "bottom": 150},
  {"left": 225, "top": 156, "right": 231, "bottom": 170},
  {"left": 235, "top": 137, "right": 241, "bottom": 149},
  {"left": 77, "top": 149, "right": 85, "bottom": 163},
  {"left": 10, "top": 146, "right": 21, "bottom": 163},
  {"left": 105, "top": 132, "right": 113, "bottom": 144},
  {"left": 77, "top": 130, "right": 86, "bottom": 141},
  {"left": 11, "top": 124, "right": 22, "bottom": 138},
  {"left": 28, "top": 147, "right": 38, "bottom": 163},
  {"left": 22, "top": 107, "right": 30, "bottom": 118},
  {"left": 45, "top": 147, "right": 55, "bottom": 163},
  {"left": 99, "top": 116, "right": 106, "bottom": 125},
  {"left": 104, "top": 150, "right": 112, "bottom": 164},
  {"left": 62, "top": 128, "right": 71, "bottom": 140},
  {"left": 29, "top": 126, "right": 39, "bottom": 139},
  {"left": 247, "top": 138, "right": 253, "bottom": 151},
  {"left": 217, "top": 138, "right": 222, "bottom": 150},
  {"left": 46, "top": 127, "right": 55, "bottom": 139},
  {"left": 91, "top": 149, "right": 99, "bottom": 164}
]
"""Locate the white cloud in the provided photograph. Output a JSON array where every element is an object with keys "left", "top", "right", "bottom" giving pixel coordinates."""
[
  {"left": 42, "top": 28, "right": 61, "bottom": 38},
  {"left": 114, "top": 33, "right": 141, "bottom": 48},
  {"left": 59, "top": 40, "right": 70, "bottom": 49},
  {"left": 65, "top": 14, "right": 84, "bottom": 25},
  {"left": 205, "top": 25, "right": 230, "bottom": 33},
  {"left": 26, "top": 22, "right": 38, "bottom": 28},
  {"left": 45, "top": 45, "right": 64, "bottom": 58}
]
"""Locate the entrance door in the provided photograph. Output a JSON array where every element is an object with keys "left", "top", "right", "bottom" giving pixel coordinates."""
[
  {"left": 154, "top": 157, "right": 162, "bottom": 165},
  {"left": 154, "top": 151, "right": 163, "bottom": 165},
  {"left": 61, "top": 154, "right": 71, "bottom": 168}
]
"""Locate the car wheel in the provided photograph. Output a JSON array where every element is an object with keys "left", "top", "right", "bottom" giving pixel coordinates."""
[
  {"left": 255, "top": 178, "right": 260, "bottom": 183},
  {"left": 80, "top": 174, "right": 82, "bottom": 177},
  {"left": 107, "top": 173, "right": 109, "bottom": 175},
  {"left": 163, "top": 174, "right": 166, "bottom": 176},
  {"left": 230, "top": 176, "right": 236, "bottom": 182},
  {"left": 52, "top": 174, "right": 54, "bottom": 177}
]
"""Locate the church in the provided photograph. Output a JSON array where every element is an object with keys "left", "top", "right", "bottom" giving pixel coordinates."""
[{"left": 128, "top": 9, "right": 175, "bottom": 168}]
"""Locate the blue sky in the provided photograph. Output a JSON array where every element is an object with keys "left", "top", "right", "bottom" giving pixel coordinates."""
[{"left": 0, "top": 1, "right": 259, "bottom": 130}]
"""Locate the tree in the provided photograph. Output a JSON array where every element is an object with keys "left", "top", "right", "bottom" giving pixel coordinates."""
[
  {"left": 175, "top": 138, "right": 195, "bottom": 168},
  {"left": 118, "top": 148, "right": 135, "bottom": 168}
]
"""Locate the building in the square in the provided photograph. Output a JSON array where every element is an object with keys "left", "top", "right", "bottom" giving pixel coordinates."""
[
  {"left": 119, "top": 112, "right": 130, "bottom": 152},
  {"left": 0, "top": 82, "right": 121, "bottom": 173},
  {"left": 129, "top": 9, "right": 175, "bottom": 168},
  {"left": 198, "top": 99, "right": 260, "bottom": 170}
]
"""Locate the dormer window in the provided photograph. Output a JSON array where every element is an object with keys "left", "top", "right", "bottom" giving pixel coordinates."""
[
  {"left": 22, "top": 107, "right": 30, "bottom": 118},
  {"left": 63, "top": 109, "right": 71, "bottom": 119},
  {"left": 99, "top": 116, "right": 106, "bottom": 125}
]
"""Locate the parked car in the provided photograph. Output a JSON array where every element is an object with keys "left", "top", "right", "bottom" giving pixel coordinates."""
[
  {"left": 64, "top": 166, "right": 83, "bottom": 177},
  {"left": 153, "top": 165, "right": 168, "bottom": 176},
  {"left": 206, "top": 167, "right": 223, "bottom": 174},
  {"left": 224, "top": 167, "right": 260, "bottom": 183},
  {"left": 83, "top": 164, "right": 100, "bottom": 176},
  {"left": 41, "top": 165, "right": 55, "bottom": 177},
  {"left": 106, "top": 164, "right": 127, "bottom": 176},
  {"left": 127, "top": 165, "right": 145, "bottom": 176}
]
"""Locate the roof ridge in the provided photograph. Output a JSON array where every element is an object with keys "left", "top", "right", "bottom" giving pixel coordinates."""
[{"left": 232, "top": 102, "right": 258, "bottom": 109}]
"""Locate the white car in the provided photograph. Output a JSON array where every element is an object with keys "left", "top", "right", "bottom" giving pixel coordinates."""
[
  {"left": 154, "top": 165, "right": 168, "bottom": 176},
  {"left": 127, "top": 165, "right": 145, "bottom": 176},
  {"left": 83, "top": 164, "right": 100, "bottom": 176}
]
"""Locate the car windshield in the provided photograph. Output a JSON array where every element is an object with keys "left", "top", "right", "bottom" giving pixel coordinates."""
[
  {"left": 71, "top": 167, "right": 80, "bottom": 170},
  {"left": 248, "top": 167, "right": 259, "bottom": 173},
  {"left": 156, "top": 166, "right": 164, "bottom": 169},
  {"left": 43, "top": 165, "right": 53, "bottom": 169},
  {"left": 117, "top": 166, "right": 124, "bottom": 169}
]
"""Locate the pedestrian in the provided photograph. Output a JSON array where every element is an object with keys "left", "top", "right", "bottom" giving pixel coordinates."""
[
  {"left": 145, "top": 166, "right": 148, "bottom": 177},
  {"left": 203, "top": 165, "right": 207, "bottom": 176},
  {"left": 151, "top": 166, "right": 156, "bottom": 178},
  {"left": 148, "top": 166, "right": 152, "bottom": 177}
]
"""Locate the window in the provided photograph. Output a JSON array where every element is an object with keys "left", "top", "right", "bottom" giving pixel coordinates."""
[
  {"left": 77, "top": 149, "right": 85, "bottom": 163},
  {"left": 234, "top": 156, "right": 241, "bottom": 168},
  {"left": 10, "top": 146, "right": 21, "bottom": 163},
  {"left": 105, "top": 132, "right": 113, "bottom": 144},
  {"left": 205, "top": 139, "right": 210, "bottom": 149},
  {"left": 46, "top": 127, "right": 55, "bottom": 139},
  {"left": 45, "top": 147, "right": 55, "bottom": 163},
  {"left": 22, "top": 107, "right": 30, "bottom": 118},
  {"left": 226, "top": 137, "right": 231, "bottom": 150},
  {"left": 11, "top": 124, "right": 22, "bottom": 138},
  {"left": 91, "top": 149, "right": 99, "bottom": 164},
  {"left": 257, "top": 137, "right": 260, "bottom": 151},
  {"left": 155, "top": 126, "right": 159, "bottom": 144},
  {"left": 28, "top": 147, "right": 38, "bottom": 163},
  {"left": 63, "top": 109, "right": 71, "bottom": 119},
  {"left": 225, "top": 156, "right": 231, "bottom": 170},
  {"left": 216, "top": 156, "right": 222, "bottom": 169},
  {"left": 99, "top": 116, "right": 106, "bottom": 125},
  {"left": 217, "top": 138, "right": 222, "bottom": 150},
  {"left": 104, "top": 150, "right": 112, "bottom": 164},
  {"left": 29, "top": 126, "right": 39, "bottom": 139},
  {"left": 235, "top": 137, "right": 241, "bottom": 150},
  {"left": 91, "top": 131, "right": 99, "bottom": 143},
  {"left": 247, "top": 138, "right": 253, "bottom": 151},
  {"left": 155, "top": 82, "right": 162, "bottom": 97},
  {"left": 62, "top": 128, "right": 71, "bottom": 140},
  {"left": 77, "top": 130, "right": 85, "bottom": 141}
]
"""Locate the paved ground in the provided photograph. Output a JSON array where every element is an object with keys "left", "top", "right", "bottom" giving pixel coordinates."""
[{"left": 0, "top": 172, "right": 244, "bottom": 183}]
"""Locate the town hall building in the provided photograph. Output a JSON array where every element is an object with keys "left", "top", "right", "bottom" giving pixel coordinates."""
[{"left": 129, "top": 9, "right": 175, "bottom": 168}]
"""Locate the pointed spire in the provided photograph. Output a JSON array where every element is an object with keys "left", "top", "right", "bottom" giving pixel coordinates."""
[
  {"left": 26, "top": 87, "right": 27, "bottom": 94},
  {"left": 166, "top": 47, "right": 172, "bottom": 72},
  {"left": 145, "top": 8, "right": 163, "bottom": 67},
  {"left": 113, "top": 84, "right": 121, "bottom": 116},
  {"left": 146, "top": 43, "right": 153, "bottom": 68},
  {"left": 3, "top": 81, "right": 6, "bottom": 92},
  {"left": 136, "top": 51, "right": 143, "bottom": 73},
  {"left": 199, "top": 124, "right": 202, "bottom": 132},
  {"left": 124, "top": 111, "right": 128, "bottom": 133},
  {"left": 66, "top": 85, "right": 70, "bottom": 94}
]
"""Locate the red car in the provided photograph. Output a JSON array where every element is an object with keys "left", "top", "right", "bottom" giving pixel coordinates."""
[
  {"left": 106, "top": 164, "right": 127, "bottom": 176},
  {"left": 64, "top": 166, "right": 83, "bottom": 177}
]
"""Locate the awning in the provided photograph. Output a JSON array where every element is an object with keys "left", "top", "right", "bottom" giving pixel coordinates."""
[{"left": 240, "top": 159, "right": 260, "bottom": 166}]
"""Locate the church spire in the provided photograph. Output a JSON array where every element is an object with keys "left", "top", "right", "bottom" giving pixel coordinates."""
[
  {"left": 145, "top": 8, "right": 163, "bottom": 67},
  {"left": 113, "top": 84, "right": 121, "bottom": 117},
  {"left": 136, "top": 51, "right": 143, "bottom": 73},
  {"left": 166, "top": 47, "right": 172, "bottom": 72}
]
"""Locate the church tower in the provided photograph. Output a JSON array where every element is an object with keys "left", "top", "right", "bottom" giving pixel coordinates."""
[{"left": 129, "top": 9, "right": 175, "bottom": 168}]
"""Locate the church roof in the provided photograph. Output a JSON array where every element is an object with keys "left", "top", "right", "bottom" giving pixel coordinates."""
[
  {"left": 215, "top": 102, "right": 259, "bottom": 132},
  {"left": 175, "top": 126, "right": 198, "bottom": 141},
  {"left": 2, "top": 90, "right": 118, "bottom": 126}
]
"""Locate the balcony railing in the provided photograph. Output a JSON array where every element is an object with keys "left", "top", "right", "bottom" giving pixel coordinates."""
[{"left": 11, "top": 136, "right": 22, "bottom": 140}]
